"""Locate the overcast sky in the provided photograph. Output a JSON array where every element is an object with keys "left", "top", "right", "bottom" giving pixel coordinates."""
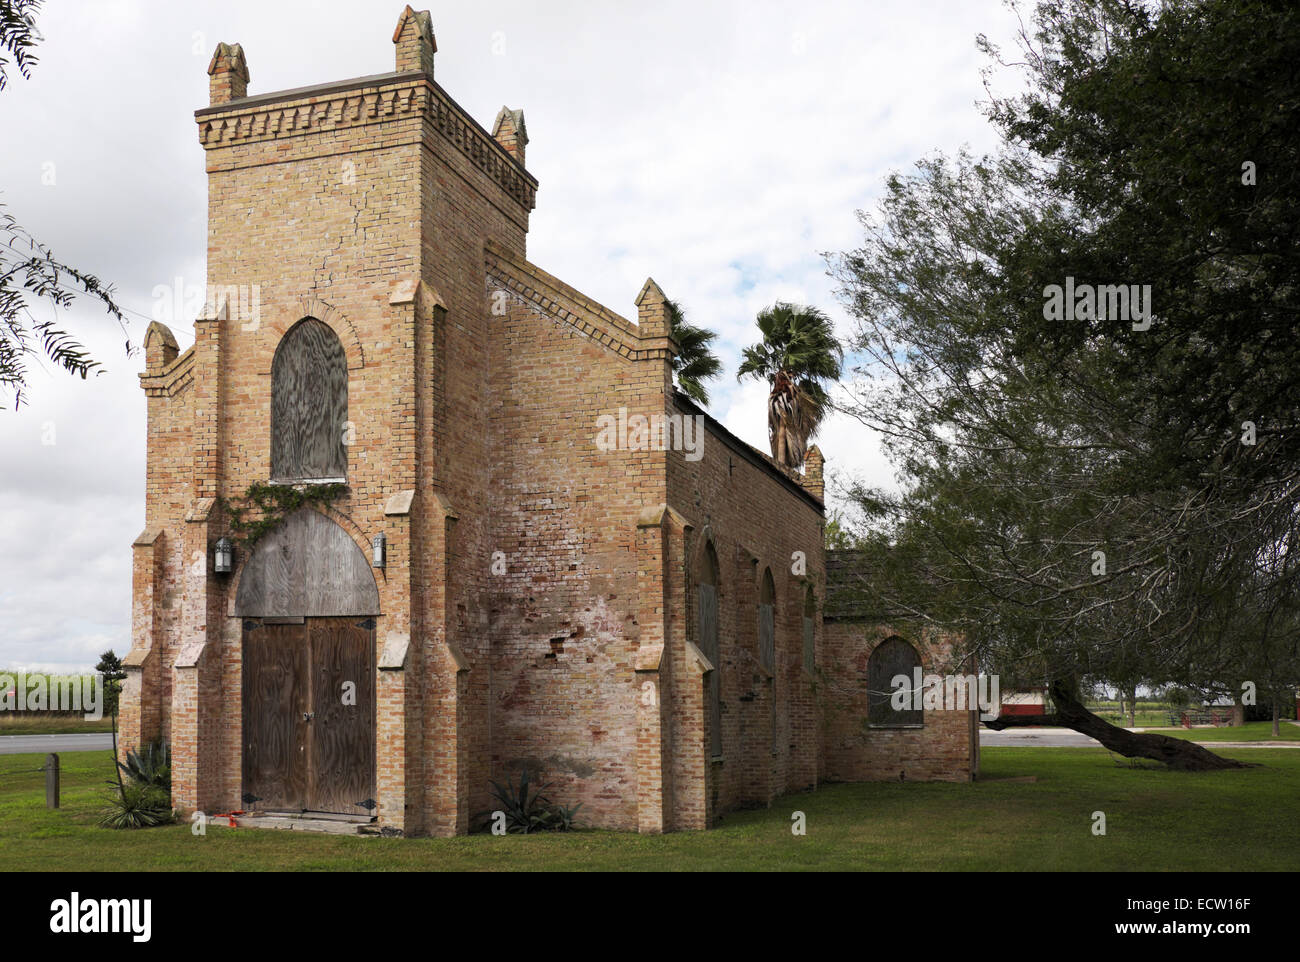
[{"left": 0, "top": 0, "right": 1014, "bottom": 672}]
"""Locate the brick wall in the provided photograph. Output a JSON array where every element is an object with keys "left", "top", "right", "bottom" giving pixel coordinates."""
[{"left": 821, "top": 623, "right": 978, "bottom": 783}]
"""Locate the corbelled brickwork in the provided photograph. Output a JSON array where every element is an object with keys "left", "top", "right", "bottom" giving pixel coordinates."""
[{"left": 121, "top": 9, "right": 974, "bottom": 839}]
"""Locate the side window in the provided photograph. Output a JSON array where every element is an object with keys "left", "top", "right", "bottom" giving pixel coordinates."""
[
  {"left": 759, "top": 568, "right": 776, "bottom": 752},
  {"left": 802, "top": 585, "right": 815, "bottom": 672},
  {"left": 758, "top": 569, "right": 776, "bottom": 671},
  {"left": 698, "top": 542, "right": 722, "bottom": 758},
  {"left": 271, "top": 318, "right": 348, "bottom": 483},
  {"left": 868, "top": 636, "right": 923, "bottom": 728}
]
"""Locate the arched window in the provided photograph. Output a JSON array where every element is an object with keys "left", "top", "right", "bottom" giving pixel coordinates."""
[
  {"left": 868, "top": 636, "right": 923, "bottom": 728},
  {"left": 802, "top": 585, "right": 816, "bottom": 672},
  {"left": 759, "top": 568, "right": 777, "bottom": 752},
  {"left": 758, "top": 568, "right": 776, "bottom": 670},
  {"left": 698, "top": 542, "right": 722, "bottom": 758},
  {"left": 271, "top": 318, "right": 348, "bottom": 483}
]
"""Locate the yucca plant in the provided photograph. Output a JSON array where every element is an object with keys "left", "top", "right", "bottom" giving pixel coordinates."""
[{"left": 98, "top": 782, "right": 174, "bottom": 830}]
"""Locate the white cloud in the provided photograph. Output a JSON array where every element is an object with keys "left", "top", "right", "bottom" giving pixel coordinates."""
[{"left": 0, "top": 0, "right": 1018, "bottom": 670}]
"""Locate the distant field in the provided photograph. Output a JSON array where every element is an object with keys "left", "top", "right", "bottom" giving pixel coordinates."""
[
  {"left": 0, "top": 670, "right": 113, "bottom": 734},
  {"left": 0, "top": 714, "right": 114, "bottom": 735}
]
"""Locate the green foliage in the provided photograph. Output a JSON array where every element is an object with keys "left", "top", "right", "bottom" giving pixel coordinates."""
[
  {"left": 479, "top": 767, "right": 582, "bottom": 834},
  {"left": 0, "top": 0, "right": 41, "bottom": 91},
  {"left": 95, "top": 650, "right": 124, "bottom": 717},
  {"left": 222, "top": 482, "right": 347, "bottom": 549},
  {"left": 1, "top": 6, "right": 129, "bottom": 409},
  {"left": 829, "top": 0, "right": 1300, "bottom": 720},
  {"left": 665, "top": 299, "right": 722, "bottom": 406},
  {"left": 0, "top": 206, "right": 128, "bottom": 410},
  {"left": 117, "top": 740, "right": 170, "bottom": 792},
  {"left": 97, "top": 781, "right": 174, "bottom": 830},
  {"left": 738, "top": 302, "right": 843, "bottom": 469}
]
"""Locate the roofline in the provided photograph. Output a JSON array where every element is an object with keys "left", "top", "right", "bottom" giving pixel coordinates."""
[
  {"left": 673, "top": 392, "right": 825, "bottom": 514},
  {"left": 194, "top": 70, "right": 538, "bottom": 188}
]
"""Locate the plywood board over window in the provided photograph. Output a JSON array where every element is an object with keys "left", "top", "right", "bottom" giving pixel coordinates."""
[
  {"left": 272, "top": 317, "right": 349, "bottom": 483},
  {"left": 698, "top": 542, "right": 722, "bottom": 759},
  {"left": 868, "top": 636, "right": 924, "bottom": 728}
]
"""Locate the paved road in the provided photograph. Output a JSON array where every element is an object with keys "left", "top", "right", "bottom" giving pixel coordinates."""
[
  {"left": 0, "top": 733, "right": 114, "bottom": 755},
  {"left": 979, "top": 727, "right": 1300, "bottom": 748}
]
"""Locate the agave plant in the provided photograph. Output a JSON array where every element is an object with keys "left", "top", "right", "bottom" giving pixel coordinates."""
[
  {"left": 116, "top": 740, "right": 170, "bottom": 791},
  {"left": 482, "top": 767, "right": 556, "bottom": 834}
]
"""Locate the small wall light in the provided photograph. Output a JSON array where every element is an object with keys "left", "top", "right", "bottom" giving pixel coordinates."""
[
  {"left": 372, "top": 534, "right": 386, "bottom": 570},
  {"left": 214, "top": 538, "right": 234, "bottom": 575}
]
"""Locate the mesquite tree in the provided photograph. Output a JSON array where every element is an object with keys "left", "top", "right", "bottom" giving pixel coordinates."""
[{"left": 828, "top": 0, "right": 1300, "bottom": 770}]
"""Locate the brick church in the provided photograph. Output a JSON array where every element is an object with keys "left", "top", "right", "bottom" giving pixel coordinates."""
[{"left": 120, "top": 7, "right": 978, "bottom": 837}]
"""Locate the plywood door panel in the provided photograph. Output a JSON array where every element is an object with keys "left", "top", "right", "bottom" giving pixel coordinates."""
[
  {"left": 307, "top": 618, "right": 376, "bottom": 815},
  {"left": 242, "top": 621, "right": 309, "bottom": 811}
]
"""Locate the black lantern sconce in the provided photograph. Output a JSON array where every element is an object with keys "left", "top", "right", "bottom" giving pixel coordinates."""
[
  {"left": 372, "top": 534, "right": 386, "bottom": 570},
  {"left": 214, "top": 538, "right": 234, "bottom": 575}
]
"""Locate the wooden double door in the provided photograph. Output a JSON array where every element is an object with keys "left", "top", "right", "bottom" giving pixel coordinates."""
[{"left": 242, "top": 617, "right": 376, "bottom": 816}]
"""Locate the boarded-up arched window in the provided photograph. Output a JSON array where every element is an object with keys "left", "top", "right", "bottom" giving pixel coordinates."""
[
  {"left": 759, "top": 568, "right": 777, "bottom": 753},
  {"left": 758, "top": 569, "right": 776, "bottom": 670},
  {"left": 802, "top": 585, "right": 816, "bottom": 672},
  {"left": 272, "top": 318, "right": 348, "bottom": 483},
  {"left": 698, "top": 542, "right": 722, "bottom": 758},
  {"left": 868, "top": 636, "right": 923, "bottom": 728}
]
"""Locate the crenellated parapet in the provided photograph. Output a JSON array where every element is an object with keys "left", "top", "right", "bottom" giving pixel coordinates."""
[{"left": 195, "top": 74, "right": 536, "bottom": 211}]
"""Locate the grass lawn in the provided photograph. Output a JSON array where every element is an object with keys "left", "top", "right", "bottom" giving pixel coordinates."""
[
  {"left": 0, "top": 747, "right": 1296, "bottom": 871},
  {"left": 1148, "top": 721, "right": 1300, "bottom": 742}
]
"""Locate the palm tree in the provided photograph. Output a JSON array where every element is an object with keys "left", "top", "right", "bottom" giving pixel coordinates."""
[
  {"left": 738, "top": 302, "right": 842, "bottom": 471},
  {"left": 666, "top": 299, "right": 722, "bottom": 406}
]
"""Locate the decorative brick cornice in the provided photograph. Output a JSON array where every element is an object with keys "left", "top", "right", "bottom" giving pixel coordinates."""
[
  {"left": 485, "top": 242, "right": 675, "bottom": 363},
  {"left": 196, "top": 72, "right": 537, "bottom": 211},
  {"left": 139, "top": 345, "right": 195, "bottom": 398}
]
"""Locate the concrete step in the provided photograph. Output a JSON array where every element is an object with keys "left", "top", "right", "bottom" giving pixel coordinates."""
[{"left": 224, "top": 812, "right": 377, "bottom": 836}]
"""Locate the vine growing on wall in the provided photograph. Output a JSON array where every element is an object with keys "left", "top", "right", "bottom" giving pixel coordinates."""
[{"left": 222, "top": 482, "right": 347, "bottom": 550}]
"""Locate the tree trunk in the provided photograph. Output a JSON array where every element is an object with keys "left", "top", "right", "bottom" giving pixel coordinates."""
[
  {"left": 985, "top": 679, "right": 1248, "bottom": 771},
  {"left": 1273, "top": 696, "right": 1280, "bottom": 738},
  {"left": 1127, "top": 686, "right": 1137, "bottom": 729}
]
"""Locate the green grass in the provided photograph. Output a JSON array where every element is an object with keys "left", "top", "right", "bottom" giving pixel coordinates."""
[
  {"left": 1149, "top": 721, "right": 1300, "bottom": 742},
  {"left": 1, "top": 748, "right": 1297, "bottom": 871}
]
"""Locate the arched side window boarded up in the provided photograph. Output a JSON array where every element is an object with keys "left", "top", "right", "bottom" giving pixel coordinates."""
[
  {"left": 272, "top": 318, "right": 348, "bottom": 483},
  {"left": 868, "top": 636, "right": 923, "bottom": 728},
  {"left": 802, "top": 585, "right": 815, "bottom": 672},
  {"left": 698, "top": 542, "right": 722, "bottom": 758},
  {"left": 759, "top": 568, "right": 777, "bottom": 753},
  {"left": 758, "top": 568, "right": 776, "bottom": 671}
]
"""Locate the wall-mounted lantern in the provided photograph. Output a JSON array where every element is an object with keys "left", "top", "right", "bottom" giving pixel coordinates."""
[
  {"left": 214, "top": 538, "right": 234, "bottom": 575},
  {"left": 372, "top": 534, "right": 386, "bottom": 570}
]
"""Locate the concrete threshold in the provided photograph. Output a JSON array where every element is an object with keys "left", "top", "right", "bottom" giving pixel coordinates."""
[{"left": 224, "top": 811, "right": 379, "bottom": 836}]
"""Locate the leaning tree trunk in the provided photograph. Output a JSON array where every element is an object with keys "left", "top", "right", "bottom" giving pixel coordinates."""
[
  {"left": 984, "top": 679, "right": 1248, "bottom": 771},
  {"left": 1273, "top": 696, "right": 1280, "bottom": 738}
]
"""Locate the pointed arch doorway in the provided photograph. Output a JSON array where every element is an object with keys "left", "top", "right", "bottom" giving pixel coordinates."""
[{"left": 234, "top": 509, "right": 380, "bottom": 816}]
